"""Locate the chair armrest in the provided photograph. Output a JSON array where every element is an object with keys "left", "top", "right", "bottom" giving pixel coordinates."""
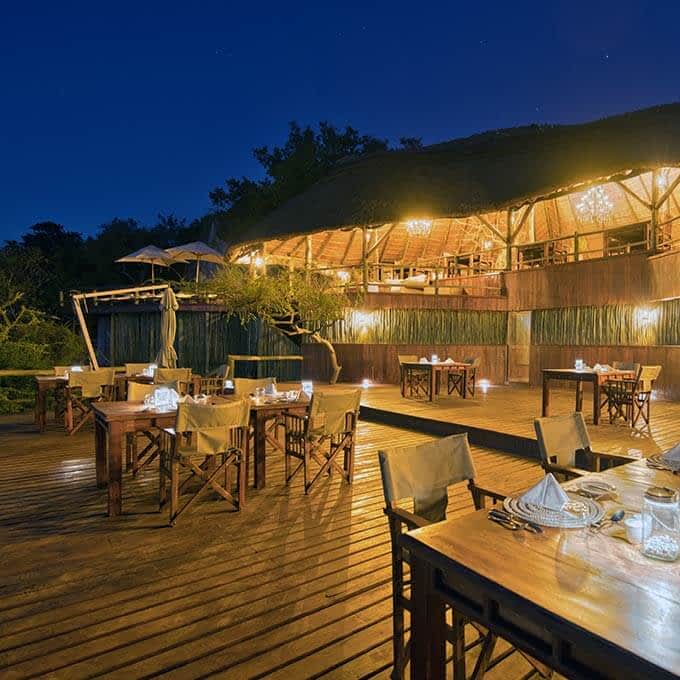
[
  {"left": 384, "top": 506, "right": 431, "bottom": 531},
  {"left": 590, "top": 449, "right": 640, "bottom": 463},
  {"left": 544, "top": 463, "right": 588, "bottom": 479}
]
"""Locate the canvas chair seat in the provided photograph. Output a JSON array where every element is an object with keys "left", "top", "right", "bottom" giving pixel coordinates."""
[
  {"left": 284, "top": 389, "right": 361, "bottom": 494},
  {"left": 159, "top": 399, "right": 250, "bottom": 525},
  {"left": 65, "top": 368, "right": 116, "bottom": 435},
  {"left": 379, "top": 434, "right": 551, "bottom": 679}
]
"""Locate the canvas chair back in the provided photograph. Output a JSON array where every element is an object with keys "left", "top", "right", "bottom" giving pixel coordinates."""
[
  {"left": 233, "top": 377, "right": 276, "bottom": 397},
  {"left": 127, "top": 382, "right": 157, "bottom": 402},
  {"left": 397, "top": 354, "right": 418, "bottom": 365},
  {"left": 54, "top": 366, "right": 69, "bottom": 377},
  {"left": 69, "top": 367, "right": 115, "bottom": 399},
  {"left": 175, "top": 399, "right": 250, "bottom": 455},
  {"left": 463, "top": 357, "right": 481, "bottom": 368},
  {"left": 534, "top": 412, "right": 590, "bottom": 469},
  {"left": 636, "top": 365, "right": 661, "bottom": 393},
  {"left": 155, "top": 368, "right": 192, "bottom": 384},
  {"left": 308, "top": 389, "right": 361, "bottom": 437},
  {"left": 208, "top": 363, "right": 230, "bottom": 379},
  {"left": 125, "top": 362, "right": 151, "bottom": 376},
  {"left": 379, "top": 433, "right": 476, "bottom": 523}
]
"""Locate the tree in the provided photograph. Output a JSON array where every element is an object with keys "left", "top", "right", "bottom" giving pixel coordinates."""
[{"left": 194, "top": 265, "right": 348, "bottom": 383}]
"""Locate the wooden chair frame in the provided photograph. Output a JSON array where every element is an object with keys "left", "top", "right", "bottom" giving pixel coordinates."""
[
  {"left": 402, "top": 365, "right": 431, "bottom": 399},
  {"left": 605, "top": 365, "right": 660, "bottom": 429},
  {"left": 159, "top": 426, "right": 248, "bottom": 526},
  {"left": 384, "top": 481, "right": 550, "bottom": 679},
  {"left": 283, "top": 411, "right": 357, "bottom": 494},
  {"left": 64, "top": 379, "right": 115, "bottom": 436}
]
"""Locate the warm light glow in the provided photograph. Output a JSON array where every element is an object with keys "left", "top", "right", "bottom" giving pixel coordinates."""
[
  {"left": 254, "top": 256, "right": 264, "bottom": 268},
  {"left": 431, "top": 354, "right": 439, "bottom": 364},
  {"left": 478, "top": 379, "right": 491, "bottom": 393},
  {"left": 482, "top": 239, "right": 493, "bottom": 250},
  {"left": 361, "top": 378, "right": 371, "bottom": 388},
  {"left": 656, "top": 168, "right": 670, "bottom": 192},
  {"left": 635, "top": 307, "right": 659, "bottom": 327},
  {"left": 336, "top": 270, "right": 351, "bottom": 282},
  {"left": 575, "top": 186, "right": 614, "bottom": 227},
  {"left": 405, "top": 219, "right": 433, "bottom": 237},
  {"left": 352, "top": 310, "right": 375, "bottom": 332}
]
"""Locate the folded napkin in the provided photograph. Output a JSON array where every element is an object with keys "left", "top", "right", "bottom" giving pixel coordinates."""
[
  {"left": 661, "top": 443, "right": 680, "bottom": 471},
  {"left": 520, "top": 473, "right": 569, "bottom": 511},
  {"left": 419, "top": 357, "right": 429, "bottom": 363},
  {"left": 179, "top": 393, "right": 207, "bottom": 404},
  {"left": 593, "top": 363, "right": 602, "bottom": 371},
  {"left": 444, "top": 358, "right": 454, "bottom": 364}
]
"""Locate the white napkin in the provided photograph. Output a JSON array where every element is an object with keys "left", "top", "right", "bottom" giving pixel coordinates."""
[
  {"left": 593, "top": 363, "right": 602, "bottom": 371},
  {"left": 419, "top": 357, "right": 429, "bottom": 363},
  {"left": 179, "top": 394, "right": 195, "bottom": 404},
  {"left": 661, "top": 443, "right": 680, "bottom": 471},
  {"left": 520, "top": 473, "right": 569, "bottom": 511},
  {"left": 444, "top": 358, "right": 454, "bottom": 364}
]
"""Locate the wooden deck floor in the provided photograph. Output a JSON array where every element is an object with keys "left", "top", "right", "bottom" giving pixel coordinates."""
[
  {"left": 0, "top": 413, "right": 545, "bottom": 679},
  {"left": 360, "top": 383, "right": 680, "bottom": 458}
]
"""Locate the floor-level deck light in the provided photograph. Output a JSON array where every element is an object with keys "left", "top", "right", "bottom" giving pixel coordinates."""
[
  {"left": 478, "top": 379, "right": 490, "bottom": 393},
  {"left": 362, "top": 378, "right": 371, "bottom": 388}
]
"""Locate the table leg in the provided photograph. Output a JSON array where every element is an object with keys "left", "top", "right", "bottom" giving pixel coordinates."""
[
  {"left": 575, "top": 380, "right": 584, "bottom": 412},
  {"left": 542, "top": 375, "right": 550, "bottom": 416},
  {"left": 461, "top": 368, "right": 468, "bottom": 399},
  {"left": 593, "top": 378, "right": 600, "bottom": 425},
  {"left": 429, "top": 367, "right": 435, "bottom": 402},
  {"left": 35, "top": 384, "right": 47, "bottom": 433},
  {"left": 253, "top": 412, "right": 267, "bottom": 489},
  {"left": 400, "top": 367, "right": 406, "bottom": 398},
  {"left": 108, "top": 422, "right": 123, "bottom": 516},
  {"left": 95, "top": 415, "right": 108, "bottom": 488},
  {"left": 410, "top": 554, "right": 446, "bottom": 680}
]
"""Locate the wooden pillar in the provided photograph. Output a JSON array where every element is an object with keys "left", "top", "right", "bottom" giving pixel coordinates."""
[
  {"left": 651, "top": 168, "right": 659, "bottom": 253},
  {"left": 305, "top": 235, "right": 312, "bottom": 283},
  {"left": 249, "top": 250, "right": 256, "bottom": 278},
  {"left": 361, "top": 226, "right": 368, "bottom": 293},
  {"left": 505, "top": 209, "right": 513, "bottom": 271},
  {"left": 72, "top": 296, "right": 100, "bottom": 370}
]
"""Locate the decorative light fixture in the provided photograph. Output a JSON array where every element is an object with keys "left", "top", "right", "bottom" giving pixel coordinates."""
[
  {"left": 482, "top": 239, "right": 494, "bottom": 251},
  {"left": 336, "top": 270, "right": 351, "bottom": 283},
  {"left": 405, "top": 219, "right": 433, "bottom": 237},
  {"left": 635, "top": 307, "right": 659, "bottom": 328},
  {"left": 575, "top": 186, "right": 614, "bottom": 227},
  {"left": 656, "top": 168, "right": 670, "bottom": 192}
]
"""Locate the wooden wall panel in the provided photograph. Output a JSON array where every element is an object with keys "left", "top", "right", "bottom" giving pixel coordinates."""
[
  {"left": 352, "top": 292, "right": 507, "bottom": 311},
  {"left": 530, "top": 345, "right": 680, "bottom": 399},
  {"left": 303, "top": 343, "right": 507, "bottom": 386},
  {"left": 505, "top": 252, "right": 652, "bottom": 311}
]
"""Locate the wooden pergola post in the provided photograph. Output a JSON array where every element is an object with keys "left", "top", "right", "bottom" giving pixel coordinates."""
[
  {"left": 361, "top": 226, "right": 369, "bottom": 293},
  {"left": 506, "top": 209, "right": 513, "bottom": 270},
  {"left": 305, "top": 235, "right": 312, "bottom": 283},
  {"left": 651, "top": 168, "right": 659, "bottom": 253}
]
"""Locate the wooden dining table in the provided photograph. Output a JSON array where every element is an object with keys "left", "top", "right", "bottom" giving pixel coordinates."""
[
  {"left": 92, "top": 393, "right": 309, "bottom": 516},
  {"left": 402, "top": 459, "right": 680, "bottom": 679},
  {"left": 400, "top": 361, "right": 471, "bottom": 402},
  {"left": 541, "top": 367, "right": 635, "bottom": 425}
]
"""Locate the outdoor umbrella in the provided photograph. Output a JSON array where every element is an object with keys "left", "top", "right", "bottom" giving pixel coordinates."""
[
  {"left": 116, "top": 245, "right": 184, "bottom": 283},
  {"left": 155, "top": 287, "right": 179, "bottom": 368},
  {"left": 164, "top": 241, "right": 224, "bottom": 282}
]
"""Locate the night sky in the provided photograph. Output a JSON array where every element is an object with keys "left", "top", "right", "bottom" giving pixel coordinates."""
[{"left": 2, "top": 1, "right": 679, "bottom": 240}]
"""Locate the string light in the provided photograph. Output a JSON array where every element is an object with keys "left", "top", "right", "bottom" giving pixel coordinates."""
[
  {"left": 575, "top": 186, "right": 614, "bottom": 227},
  {"left": 405, "top": 219, "right": 433, "bottom": 237}
]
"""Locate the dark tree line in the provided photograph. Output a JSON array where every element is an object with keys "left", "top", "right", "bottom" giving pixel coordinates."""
[{"left": 1, "top": 121, "right": 421, "bottom": 317}]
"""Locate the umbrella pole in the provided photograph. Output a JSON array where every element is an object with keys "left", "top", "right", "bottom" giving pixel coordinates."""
[
  {"left": 151, "top": 263, "right": 155, "bottom": 284},
  {"left": 195, "top": 257, "right": 200, "bottom": 283}
]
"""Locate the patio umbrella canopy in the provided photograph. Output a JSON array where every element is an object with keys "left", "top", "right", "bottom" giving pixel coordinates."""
[
  {"left": 164, "top": 241, "right": 224, "bottom": 282},
  {"left": 116, "top": 245, "right": 183, "bottom": 283},
  {"left": 155, "top": 287, "right": 179, "bottom": 368}
]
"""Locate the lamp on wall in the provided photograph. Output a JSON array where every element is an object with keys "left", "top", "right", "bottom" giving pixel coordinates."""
[{"left": 575, "top": 186, "right": 614, "bottom": 227}]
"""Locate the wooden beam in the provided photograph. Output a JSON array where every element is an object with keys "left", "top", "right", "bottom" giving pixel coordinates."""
[
  {"left": 341, "top": 228, "right": 357, "bottom": 264},
  {"left": 365, "top": 223, "right": 397, "bottom": 259},
  {"left": 361, "top": 226, "right": 369, "bottom": 292},
  {"left": 72, "top": 296, "right": 99, "bottom": 370},
  {"left": 658, "top": 172, "right": 680, "bottom": 207},
  {"left": 476, "top": 215, "right": 507, "bottom": 242},
  {"left": 304, "top": 235, "right": 312, "bottom": 281},
  {"left": 510, "top": 203, "right": 535, "bottom": 242},
  {"left": 651, "top": 169, "right": 659, "bottom": 253},
  {"left": 72, "top": 283, "right": 169, "bottom": 301},
  {"left": 616, "top": 180, "right": 652, "bottom": 210},
  {"left": 315, "top": 230, "right": 335, "bottom": 262}
]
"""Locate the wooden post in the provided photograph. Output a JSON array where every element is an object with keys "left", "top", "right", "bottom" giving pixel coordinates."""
[
  {"left": 249, "top": 250, "right": 256, "bottom": 278},
  {"left": 361, "top": 226, "right": 369, "bottom": 293},
  {"left": 305, "top": 235, "right": 312, "bottom": 283},
  {"left": 574, "top": 232, "right": 580, "bottom": 262},
  {"left": 506, "top": 209, "right": 513, "bottom": 270},
  {"left": 651, "top": 168, "right": 659, "bottom": 253},
  {"left": 72, "top": 296, "right": 100, "bottom": 370}
]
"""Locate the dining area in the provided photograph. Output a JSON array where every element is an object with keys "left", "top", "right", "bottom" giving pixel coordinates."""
[{"left": 399, "top": 354, "right": 481, "bottom": 402}]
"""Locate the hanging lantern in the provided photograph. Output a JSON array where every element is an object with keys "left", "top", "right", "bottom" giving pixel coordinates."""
[
  {"left": 405, "top": 219, "right": 433, "bottom": 237},
  {"left": 575, "top": 186, "right": 614, "bottom": 227}
]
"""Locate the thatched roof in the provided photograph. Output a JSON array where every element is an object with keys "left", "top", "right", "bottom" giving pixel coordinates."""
[{"left": 234, "top": 104, "right": 680, "bottom": 249}]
